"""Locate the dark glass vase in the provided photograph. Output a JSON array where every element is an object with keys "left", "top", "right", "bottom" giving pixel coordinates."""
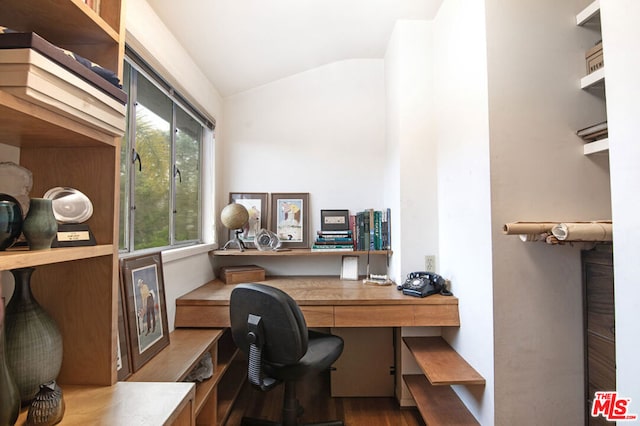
[
  {"left": 0, "top": 306, "right": 20, "bottom": 426},
  {"left": 22, "top": 198, "right": 57, "bottom": 251},
  {"left": 5, "top": 267, "right": 63, "bottom": 404},
  {"left": 0, "top": 193, "right": 23, "bottom": 251}
]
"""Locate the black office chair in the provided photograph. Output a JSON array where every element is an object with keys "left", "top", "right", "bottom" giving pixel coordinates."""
[{"left": 230, "top": 283, "right": 344, "bottom": 426}]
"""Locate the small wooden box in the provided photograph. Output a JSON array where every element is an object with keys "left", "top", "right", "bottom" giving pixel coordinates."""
[
  {"left": 585, "top": 42, "right": 603, "bottom": 74},
  {"left": 219, "top": 265, "right": 265, "bottom": 284}
]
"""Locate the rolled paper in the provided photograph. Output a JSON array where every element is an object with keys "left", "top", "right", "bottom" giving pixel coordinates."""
[
  {"left": 503, "top": 222, "right": 557, "bottom": 235},
  {"left": 519, "top": 234, "right": 541, "bottom": 242},
  {"left": 551, "top": 222, "right": 613, "bottom": 241}
]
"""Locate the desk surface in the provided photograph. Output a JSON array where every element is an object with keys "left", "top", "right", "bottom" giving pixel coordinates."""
[{"left": 176, "top": 277, "right": 460, "bottom": 328}]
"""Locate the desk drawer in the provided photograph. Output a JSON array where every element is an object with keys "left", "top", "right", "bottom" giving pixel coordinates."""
[
  {"left": 301, "top": 306, "right": 334, "bottom": 327},
  {"left": 175, "top": 306, "right": 230, "bottom": 328},
  {"left": 334, "top": 305, "right": 460, "bottom": 327},
  {"left": 334, "top": 306, "right": 414, "bottom": 327},
  {"left": 413, "top": 305, "right": 460, "bottom": 326}
]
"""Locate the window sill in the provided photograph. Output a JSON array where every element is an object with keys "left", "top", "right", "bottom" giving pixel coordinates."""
[{"left": 161, "top": 242, "right": 218, "bottom": 263}]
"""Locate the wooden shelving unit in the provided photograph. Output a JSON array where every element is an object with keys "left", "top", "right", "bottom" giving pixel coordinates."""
[
  {"left": 127, "top": 328, "right": 244, "bottom": 425},
  {"left": 402, "top": 336, "right": 484, "bottom": 425},
  {"left": 403, "top": 374, "right": 479, "bottom": 426},
  {"left": 1, "top": 1, "right": 194, "bottom": 424}
]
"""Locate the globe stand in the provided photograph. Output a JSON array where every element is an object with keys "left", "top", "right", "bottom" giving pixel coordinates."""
[{"left": 222, "top": 229, "right": 246, "bottom": 252}]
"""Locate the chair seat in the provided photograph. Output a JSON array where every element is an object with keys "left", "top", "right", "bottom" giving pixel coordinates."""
[{"left": 264, "top": 331, "right": 343, "bottom": 382}]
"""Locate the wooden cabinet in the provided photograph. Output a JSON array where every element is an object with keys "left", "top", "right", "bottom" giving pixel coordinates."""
[
  {"left": 127, "top": 328, "right": 245, "bottom": 426},
  {"left": 402, "top": 336, "right": 484, "bottom": 425},
  {"left": 1, "top": 0, "right": 128, "bottom": 421},
  {"left": 582, "top": 245, "right": 615, "bottom": 426}
]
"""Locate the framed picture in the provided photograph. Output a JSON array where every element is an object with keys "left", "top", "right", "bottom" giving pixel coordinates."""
[
  {"left": 120, "top": 252, "right": 170, "bottom": 372},
  {"left": 116, "top": 277, "right": 132, "bottom": 381},
  {"left": 321, "top": 209, "right": 350, "bottom": 232},
  {"left": 229, "top": 192, "right": 268, "bottom": 247},
  {"left": 270, "top": 193, "right": 309, "bottom": 248}
]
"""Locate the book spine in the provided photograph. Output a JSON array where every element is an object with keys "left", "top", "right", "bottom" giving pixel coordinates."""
[
  {"left": 349, "top": 214, "right": 357, "bottom": 248},
  {"left": 374, "top": 210, "right": 382, "bottom": 250},
  {"left": 382, "top": 208, "right": 391, "bottom": 250},
  {"left": 368, "top": 209, "right": 375, "bottom": 250}
]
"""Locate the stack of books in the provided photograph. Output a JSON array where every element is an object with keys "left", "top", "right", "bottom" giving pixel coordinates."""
[
  {"left": 311, "top": 230, "right": 354, "bottom": 252},
  {"left": 353, "top": 208, "right": 391, "bottom": 251},
  {"left": 577, "top": 121, "right": 607, "bottom": 142}
]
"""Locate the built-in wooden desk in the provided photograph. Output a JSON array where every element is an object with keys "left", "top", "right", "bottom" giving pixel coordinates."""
[{"left": 175, "top": 276, "right": 459, "bottom": 328}]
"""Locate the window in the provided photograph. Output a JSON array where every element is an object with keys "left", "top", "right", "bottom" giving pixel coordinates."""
[{"left": 120, "top": 50, "right": 214, "bottom": 253}]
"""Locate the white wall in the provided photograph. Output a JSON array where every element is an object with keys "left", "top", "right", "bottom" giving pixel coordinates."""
[
  {"left": 601, "top": 0, "right": 640, "bottom": 413},
  {"left": 220, "top": 59, "right": 387, "bottom": 276},
  {"left": 384, "top": 20, "right": 438, "bottom": 281},
  {"left": 484, "top": 0, "right": 612, "bottom": 424},
  {"left": 432, "top": 0, "right": 494, "bottom": 423}
]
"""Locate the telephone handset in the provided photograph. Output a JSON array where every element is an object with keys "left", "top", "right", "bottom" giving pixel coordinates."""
[{"left": 397, "top": 271, "right": 452, "bottom": 298}]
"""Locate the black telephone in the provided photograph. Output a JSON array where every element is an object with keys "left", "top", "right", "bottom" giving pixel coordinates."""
[{"left": 397, "top": 271, "right": 452, "bottom": 298}]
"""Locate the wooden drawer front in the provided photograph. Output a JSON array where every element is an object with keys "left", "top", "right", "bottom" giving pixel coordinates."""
[
  {"left": 301, "top": 306, "right": 334, "bottom": 327},
  {"left": 413, "top": 305, "right": 460, "bottom": 326},
  {"left": 585, "top": 263, "right": 615, "bottom": 340},
  {"left": 334, "top": 306, "right": 414, "bottom": 327},
  {"left": 175, "top": 306, "right": 230, "bottom": 328}
]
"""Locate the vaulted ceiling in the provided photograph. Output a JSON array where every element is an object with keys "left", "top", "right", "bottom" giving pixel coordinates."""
[{"left": 145, "top": 0, "right": 443, "bottom": 97}]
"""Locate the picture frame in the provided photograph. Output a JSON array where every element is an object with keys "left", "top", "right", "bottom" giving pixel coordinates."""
[
  {"left": 270, "top": 192, "right": 309, "bottom": 248},
  {"left": 116, "top": 276, "right": 132, "bottom": 381},
  {"left": 321, "top": 209, "right": 350, "bottom": 232},
  {"left": 229, "top": 192, "right": 269, "bottom": 247},
  {"left": 120, "top": 252, "right": 170, "bottom": 372}
]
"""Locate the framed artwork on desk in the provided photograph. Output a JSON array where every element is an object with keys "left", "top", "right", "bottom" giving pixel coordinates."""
[
  {"left": 120, "top": 252, "right": 170, "bottom": 372},
  {"left": 229, "top": 192, "right": 268, "bottom": 247},
  {"left": 271, "top": 192, "right": 309, "bottom": 248}
]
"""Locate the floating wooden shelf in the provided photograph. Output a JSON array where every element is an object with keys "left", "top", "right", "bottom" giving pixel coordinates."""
[
  {"left": 211, "top": 248, "right": 391, "bottom": 257},
  {"left": 0, "top": 244, "right": 114, "bottom": 270},
  {"left": 403, "top": 374, "right": 479, "bottom": 425},
  {"left": 403, "top": 336, "right": 485, "bottom": 386}
]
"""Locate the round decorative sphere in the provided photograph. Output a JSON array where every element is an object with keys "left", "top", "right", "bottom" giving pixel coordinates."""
[{"left": 220, "top": 203, "right": 249, "bottom": 230}]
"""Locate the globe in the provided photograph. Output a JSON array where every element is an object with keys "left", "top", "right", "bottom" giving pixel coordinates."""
[{"left": 221, "top": 203, "right": 249, "bottom": 231}]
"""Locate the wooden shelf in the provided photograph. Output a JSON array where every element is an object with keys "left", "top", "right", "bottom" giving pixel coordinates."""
[
  {"left": 0, "top": 244, "right": 114, "bottom": 271},
  {"left": 127, "top": 329, "right": 224, "bottom": 417},
  {"left": 0, "top": 92, "right": 118, "bottom": 148},
  {"left": 16, "top": 382, "right": 195, "bottom": 426},
  {"left": 403, "top": 336, "right": 485, "bottom": 386},
  {"left": 584, "top": 138, "right": 609, "bottom": 155},
  {"left": 403, "top": 374, "right": 479, "bottom": 425},
  {"left": 217, "top": 356, "right": 246, "bottom": 425},
  {"left": 1, "top": 0, "right": 119, "bottom": 46},
  {"left": 212, "top": 248, "right": 391, "bottom": 257}
]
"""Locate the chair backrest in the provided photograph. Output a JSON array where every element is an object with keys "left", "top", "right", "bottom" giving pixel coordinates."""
[{"left": 230, "top": 283, "right": 308, "bottom": 365}]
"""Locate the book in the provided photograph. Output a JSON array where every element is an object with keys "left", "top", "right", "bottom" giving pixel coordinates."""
[
  {"left": 315, "top": 238, "right": 354, "bottom": 244},
  {"left": 577, "top": 121, "right": 608, "bottom": 141},
  {"left": 316, "top": 230, "right": 352, "bottom": 235},
  {"left": 311, "top": 244, "right": 354, "bottom": 252}
]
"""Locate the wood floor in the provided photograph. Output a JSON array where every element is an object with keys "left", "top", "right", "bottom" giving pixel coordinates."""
[{"left": 225, "top": 370, "right": 425, "bottom": 426}]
